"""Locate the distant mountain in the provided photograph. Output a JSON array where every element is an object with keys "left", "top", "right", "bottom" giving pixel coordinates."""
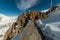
[
  {"left": 0, "top": 14, "right": 17, "bottom": 40},
  {"left": 1, "top": 4, "right": 60, "bottom": 40}
]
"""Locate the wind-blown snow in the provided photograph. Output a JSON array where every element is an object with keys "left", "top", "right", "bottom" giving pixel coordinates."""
[
  {"left": 36, "top": 6, "right": 60, "bottom": 40},
  {"left": 0, "top": 14, "right": 17, "bottom": 40}
]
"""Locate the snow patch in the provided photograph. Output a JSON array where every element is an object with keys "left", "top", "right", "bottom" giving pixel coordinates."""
[
  {"left": 0, "top": 14, "right": 17, "bottom": 40},
  {"left": 36, "top": 6, "right": 60, "bottom": 40}
]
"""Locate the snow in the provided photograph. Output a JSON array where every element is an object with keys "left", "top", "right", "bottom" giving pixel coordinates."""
[
  {"left": 0, "top": 14, "right": 17, "bottom": 40},
  {"left": 11, "top": 5, "right": 60, "bottom": 40},
  {"left": 0, "top": 5, "right": 60, "bottom": 40},
  {"left": 36, "top": 6, "right": 60, "bottom": 40},
  {"left": 41, "top": 9, "right": 49, "bottom": 12}
]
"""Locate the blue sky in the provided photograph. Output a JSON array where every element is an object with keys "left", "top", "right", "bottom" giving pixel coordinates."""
[{"left": 0, "top": 0, "right": 60, "bottom": 16}]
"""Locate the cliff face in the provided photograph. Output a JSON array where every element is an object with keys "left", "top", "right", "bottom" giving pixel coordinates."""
[
  {"left": 17, "top": 10, "right": 48, "bottom": 26},
  {"left": 3, "top": 10, "right": 48, "bottom": 40},
  {"left": 2, "top": 5, "right": 60, "bottom": 40},
  {"left": 6, "top": 6, "right": 60, "bottom": 40},
  {"left": 3, "top": 23, "right": 18, "bottom": 40},
  {"left": 2, "top": 9, "right": 53, "bottom": 40}
]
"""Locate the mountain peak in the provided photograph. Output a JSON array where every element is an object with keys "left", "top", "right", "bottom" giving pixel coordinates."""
[{"left": 2, "top": 4, "right": 60, "bottom": 40}]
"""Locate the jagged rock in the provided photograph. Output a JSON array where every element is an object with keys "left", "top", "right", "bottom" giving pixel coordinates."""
[
  {"left": 16, "top": 9, "right": 49, "bottom": 27},
  {"left": 3, "top": 22, "right": 20, "bottom": 40},
  {"left": 45, "top": 6, "right": 59, "bottom": 15},
  {"left": 17, "top": 13, "right": 27, "bottom": 26},
  {"left": 27, "top": 10, "right": 38, "bottom": 21},
  {"left": 2, "top": 5, "right": 60, "bottom": 40},
  {"left": 3, "top": 10, "right": 49, "bottom": 40},
  {"left": 19, "top": 21, "right": 43, "bottom": 40}
]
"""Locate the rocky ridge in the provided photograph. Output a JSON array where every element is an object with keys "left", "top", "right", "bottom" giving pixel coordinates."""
[{"left": 3, "top": 5, "right": 60, "bottom": 40}]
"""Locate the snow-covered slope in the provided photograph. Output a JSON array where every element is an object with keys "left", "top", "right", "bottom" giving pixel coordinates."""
[
  {"left": 41, "top": 9, "right": 49, "bottom": 12},
  {"left": 1, "top": 4, "right": 60, "bottom": 40},
  {"left": 10, "top": 5, "right": 60, "bottom": 40},
  {"left": 36, "top": 5, "right": 60, "bottom": 40},
  {"left": 0, "top": 14, "right": 17, "bottom": 40}
]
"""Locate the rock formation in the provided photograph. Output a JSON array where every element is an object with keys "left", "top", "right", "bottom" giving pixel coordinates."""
[
  {"left": 3, "top": 10, "right": 48, "bottom": 40},
  {"left": 3, "top": 10, "right": 47, "bottom": 40},
  {"left": 4, "top": 6, "right": 57, "bottom": 40}
]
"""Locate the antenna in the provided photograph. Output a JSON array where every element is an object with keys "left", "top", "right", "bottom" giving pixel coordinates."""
[
  {"left": 51, "top": 0, "right": 52, "bottom": 8},
  {"left": 50, "top": 0, "right": 52, "bottom": 14},
  {"left": 44, "top": 0, "right": 53, "bottom": 18}
]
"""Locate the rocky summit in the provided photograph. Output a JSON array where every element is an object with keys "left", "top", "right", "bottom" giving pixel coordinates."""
[
  {"left": 3, "top": 5, "right": 60, "bottom": 40},
  {"left": 3, "top": 10, "right": 48, "bottom": 40}
]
